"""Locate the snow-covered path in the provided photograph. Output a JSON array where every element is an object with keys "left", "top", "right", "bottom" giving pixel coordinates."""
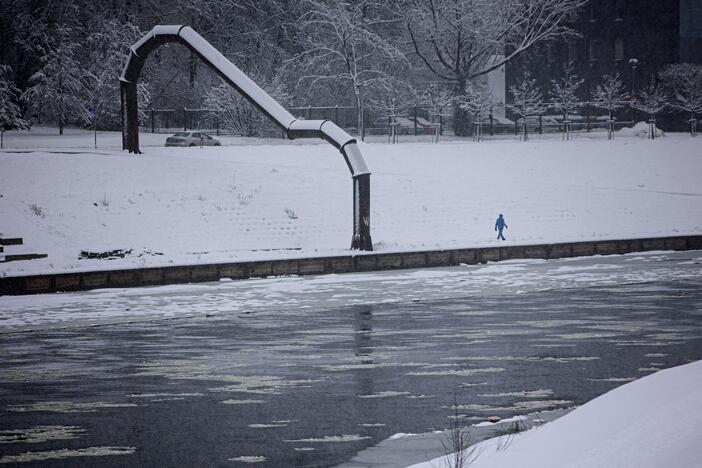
[{"left": 1, "top": 129, "right": 701, "bottom": 277}]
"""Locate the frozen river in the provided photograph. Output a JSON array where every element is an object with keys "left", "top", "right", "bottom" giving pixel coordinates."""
[{"left": 1, "top": 251, "right": 702, "bottom": 466}]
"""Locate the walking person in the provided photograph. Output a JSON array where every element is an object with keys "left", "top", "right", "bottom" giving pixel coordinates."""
[{"left": 495, "top": 213, "right": 508, "bottom": 241}]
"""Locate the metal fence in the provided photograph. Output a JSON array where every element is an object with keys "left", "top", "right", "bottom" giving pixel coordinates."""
[
  {"left": 140, "top": 102, "right": 697, "bottom": 139},
  {"left": 140, "top": 105, "right": 447, "bottom": 138}
]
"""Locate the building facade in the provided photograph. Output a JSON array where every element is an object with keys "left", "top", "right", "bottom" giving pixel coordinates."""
[{"left": 505, "top": 0, "right": 702, "bottom": 126}]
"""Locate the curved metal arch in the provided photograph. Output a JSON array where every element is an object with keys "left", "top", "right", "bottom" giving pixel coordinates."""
[{"left": 120, "top": 25, "right": 371, "bottom": 250}]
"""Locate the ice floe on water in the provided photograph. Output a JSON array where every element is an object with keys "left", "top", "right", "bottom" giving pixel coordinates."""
[
  {"left": 358, "top": 391, "right": 411, "bottom": 399},
  {"left": 0, "top": 446, "right": 135, "bottom": 463},
  {"left": 455, "top": 355, "right": 598, "bottom": 363},
  {"left": 407, "top": 367, "right": 504, "bottom": 377},
  {"left": 530, "top": 343, "right": 577, "bottom": 348},
  {"left": 461, "top": 382, "right": 488, "bottom": 387},
  {"left": 0, "top": 426, "right": 85, "bottom": 444},
  {"left": 478, "top": 389, "right": 554, "bottom": 398},
  {"left": 614, "top": 340, "right": 673, "bottom": 347},
  {"left": 221, "top": 399, "right": 266, "bottom": 405},
  {"left": 206, "top": 375, "right": 323, "bottom": 394},
  {"left": 389, "top": 432, "right": 417, "bottom": 439},
  {"left": 284, "top": 434, "right": 371, "bottom": 443},
  {"left": 537, "top": 356, "right": 599, "bottom": 363},
  {"left": 227, "top": 455, "right": 266, "bottom": 463},
  {"left": 127, "top": 392, "right": 205, "bottom": 399},
  {"left": 455, "top": 399, "right": 573, "bottom": 412},
  {"left": 321, "top": 361, "right": 426, "bottom": 371},
  {"left": 587, "top": 377, "right": 636, "bottom": 383},
  {"left": 6, "top": 401, "right": 138, "bottom": 413}
]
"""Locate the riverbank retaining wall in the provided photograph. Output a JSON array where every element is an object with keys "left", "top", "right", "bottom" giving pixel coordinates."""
[{"left": 2, "top": 235, "right": 701, "bottom": 296}]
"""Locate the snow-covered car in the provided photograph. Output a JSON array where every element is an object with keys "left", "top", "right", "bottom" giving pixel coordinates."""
[{"left": 165, "top": 131, "right": 221, "bottom": 147}]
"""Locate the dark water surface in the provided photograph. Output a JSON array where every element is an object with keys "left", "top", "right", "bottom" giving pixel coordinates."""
[{"left": 1, "top": 279, "right": 702, "bottom": 467}]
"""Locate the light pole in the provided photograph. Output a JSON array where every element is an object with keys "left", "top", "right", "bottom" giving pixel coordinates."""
[
  {"left": 628, "top": 58, "right": 639, "bottom": 98},
  {"left": 629, "top": 58, "right": 639, "bottom": 122}
]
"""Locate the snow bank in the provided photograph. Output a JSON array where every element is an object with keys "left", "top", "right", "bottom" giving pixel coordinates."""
[
  {"left": 410, "top": 360, "right": 702, "bottom": 468},
  {"left": 618, "top": 121, "right": 665, "bottom": 138}
]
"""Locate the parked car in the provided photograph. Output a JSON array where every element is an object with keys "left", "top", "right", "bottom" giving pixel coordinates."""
[{"left": 165, "top": 131, "right": 221, "bottom": 147}]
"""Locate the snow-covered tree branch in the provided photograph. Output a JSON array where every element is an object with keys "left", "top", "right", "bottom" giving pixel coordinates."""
[
  {"left": 507, "top": 72, "right": 546, "bottom": 140},
  {"left": 204, "top": 74, "right": 289, "bottom": 137},
  {"left": 660, "top": 63, "right": 702, "bottom": 136},
  {"left": 286, "top": 0, "right": 406, "bottom": 139},
  {"left": 634, "top": 78, "right": 668, "bottom": 140},
  {"left": 20, "top": 6, "right": 87, "bottom": 135},
  {"left": 398, "top": 0, "right": 586, "bottom": 135},
  {"left": 592, "top": 74, "right": 628, "bottom": 139},
  {"left": 0, "top": 65, "right": 28, "bottom": 132}
]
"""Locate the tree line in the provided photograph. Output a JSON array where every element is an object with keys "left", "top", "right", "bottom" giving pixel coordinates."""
[{"left": 2, "top": 0, "right": 698, "bottom": 138}]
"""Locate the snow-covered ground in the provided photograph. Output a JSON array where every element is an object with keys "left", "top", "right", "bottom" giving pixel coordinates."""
[
  {"left": 412, "top": 359, "right": 702, "bottom": 468},
  {"left": 2, "top": 127, "right": 701, "bottom": 277},
  {"left": 2, "top": 127, "right": 702, "bottom": 468}
]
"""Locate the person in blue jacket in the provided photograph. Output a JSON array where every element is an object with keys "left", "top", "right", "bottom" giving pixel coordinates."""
[{"left": 495, "top": 213, "right": 508, "bottom": 240}]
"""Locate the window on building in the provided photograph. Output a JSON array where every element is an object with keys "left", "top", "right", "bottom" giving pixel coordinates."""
[
  {"left": 589, "top": 2, "right": 601, "bottom": 21},
  {"left": 615, "top": 0, "right": 626, "bottom": 20},
  {"left": 546, "top": 43, "right": 555, "bottom": 63},
  {"left": 568, "top": 40, "right": 578, "bottom": 63},
  {"left": 614, "top": 38, "right": 624, "bottom": 61},
  {"left": 589, "top": 39, "right": 601, "bottom": 61}
]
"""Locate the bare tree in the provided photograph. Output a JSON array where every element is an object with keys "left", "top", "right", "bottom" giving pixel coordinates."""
[
  {"left": 592, "top": 74, "right": 628, "bottom": 140},
  {"left": 368, "top": 78, "right": 415, "bottom": 143},
  {"left": 204, "top": 74, "right": 289, "bottom": 137},
  {"left": 507, "top": 73, "right": 546, "bottom": 141},
  {"left": 660, "top": 63, "right": 702, "bottom": 136},
  {"left": 456, "top": 80, "right": 494, "bottom": 141},
  {"left": 399, "top": 0, "right": 586, "bottom": 135},
  {"left": 550, "top": 61, "right": 583, "bottom": 140},
  {"left": 634, "top": 78, "right": 668, "bottom": 140},
  {"left": 421, "top": 84, "right": 453, "bottom": 143},
  {"left": 287, "top": 0, "right": 405, "bottom": 140},
  {"left": 81, "top": 20, "right": 150, "bottom": 145}
]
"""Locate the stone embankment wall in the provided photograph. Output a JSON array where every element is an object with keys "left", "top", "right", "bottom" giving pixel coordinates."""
[{"left": 1, "top": 236, "right": 700, "bottom": 296}]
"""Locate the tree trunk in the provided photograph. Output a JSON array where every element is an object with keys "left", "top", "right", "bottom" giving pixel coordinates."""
[
  {"left": 189, "top": 53, "right": 197, "bottom": 95},
  {"left": 452, "top": 79, "right": 470, "bottom": 136},
  {"left": 355, "top": 91, "right": 364, "bottom": 141},
  {"left": 453, "top": 104, "right": 473, "bottom": 137}
]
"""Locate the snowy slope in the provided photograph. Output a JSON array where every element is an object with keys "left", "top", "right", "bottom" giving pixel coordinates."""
[
  {"left": 410, "top": 359, "right": 702, "bottom": 468},
  {"left": 1, "top": 128, "right": 701, "bottom": 276}
]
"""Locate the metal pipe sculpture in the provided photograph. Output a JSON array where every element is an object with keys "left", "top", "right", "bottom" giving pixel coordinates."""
[{"left": 120, "top": 26, "right": 372, "bottom": 250}]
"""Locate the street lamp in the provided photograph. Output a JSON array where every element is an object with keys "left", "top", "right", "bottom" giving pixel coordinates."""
[
  {"left": 628, "top": 58, "right": 639, "bottom": 99},
  {"left": 629, "top": 58, "right": 639, "bottom": 122}
]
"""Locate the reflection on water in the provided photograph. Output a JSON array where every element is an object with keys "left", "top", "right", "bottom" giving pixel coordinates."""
[{"left": 1, "top": 280, "right": 702, "bottom": 467}]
